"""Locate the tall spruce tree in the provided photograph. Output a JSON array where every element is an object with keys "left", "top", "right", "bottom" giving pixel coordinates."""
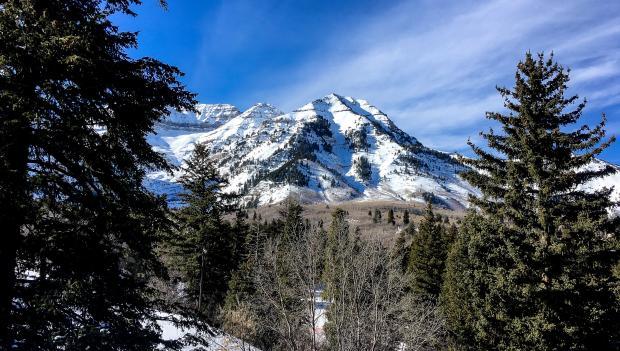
[
  {"left": 0, "top": 1, "right": 195, "bottom": 349},
  {"left": 391, "top": 223, "right": 416, "bottom": 273},
  {"left": 167, "top": 143, "right": 237, "bottom": 324},
  {"left": 280, "top": 199, "right": 305, "bottom": 244},
  {"left": 459, "top": 52, "right": 620, "bottom": 350},
  {"left": 387, "top": 208, "right": 395, "bottom": 225},
  {"left": 440, "top": 212, "right": 482, "bottom": 350},
  {"left": 407, "top": 202, "right": 447, "bottom": 302},
  {"left": 403, "top": 209, "right": 410, "bottom": 225},
  {"left": 373, "top": 209, "right": 382, "bottom": 223}
]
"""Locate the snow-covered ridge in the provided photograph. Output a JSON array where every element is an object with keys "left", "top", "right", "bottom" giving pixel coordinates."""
[
  {"left": 161, "top": 103, "right": 241, "bottom": 129},
  {"left": 145, "top": 93, "right": 619, "bottom": 209}
]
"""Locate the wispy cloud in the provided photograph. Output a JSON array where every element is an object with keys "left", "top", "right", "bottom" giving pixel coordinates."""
[{"left": 249, "top": 0, "right": 620, "bottom": 154}]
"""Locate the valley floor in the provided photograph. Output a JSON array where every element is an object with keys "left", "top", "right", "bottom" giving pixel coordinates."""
[{"left": 243, "top": 199, "right": 464, "bottom": 244}]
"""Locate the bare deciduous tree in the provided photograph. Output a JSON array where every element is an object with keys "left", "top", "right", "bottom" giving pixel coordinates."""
[
  {"left": 325, "top": 234, "right": 404, "bottom": 351},
  {"left": 397, "top": 297, "right": 446, "bottom": 351},
  {"left": 252, "top": 220, "right": 326, "bottom": 351},
  {"left": 323, "top": 211, "right": 446, "bottom": 351},
  {"left": 229, "top": 207, "right": 447, "bottom": 351}
]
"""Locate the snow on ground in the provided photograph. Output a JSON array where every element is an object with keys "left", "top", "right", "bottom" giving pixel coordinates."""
[
  {"left": 157, "top": 316, "right": 260, "bottom": 351},
  {"left": 156, "top": 290, "right": 329, "bottom": 351},
  {"left": 312, "top": 289, "right": 329, "bottom": 342}
]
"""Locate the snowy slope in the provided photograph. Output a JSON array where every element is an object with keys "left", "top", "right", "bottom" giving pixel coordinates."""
[{"left": 144, "top": 94, "right": 620, "bottom": 209}]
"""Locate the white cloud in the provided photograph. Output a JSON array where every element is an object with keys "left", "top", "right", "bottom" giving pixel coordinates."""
[{"left": 249, "top": 0, "right": 620, "bottom": 152}]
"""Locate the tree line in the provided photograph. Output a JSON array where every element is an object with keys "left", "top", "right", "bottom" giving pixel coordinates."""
[{"left": 1, "top": 0, "right": 618, "bottom": 349}]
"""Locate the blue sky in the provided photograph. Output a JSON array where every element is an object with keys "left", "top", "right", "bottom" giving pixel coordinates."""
[{"left": 116, "top": 0, "right": 620, "bottom": 163}]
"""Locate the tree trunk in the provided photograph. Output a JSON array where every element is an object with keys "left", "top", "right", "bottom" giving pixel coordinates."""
[
  {"left": 197, "top": 250, "right": 205, "bottom": 312},
  {"left": 0, "top": 219, "right": 19, "bottom": 349},
  {"left": 0, "top": 119, "right": 30, "bottom": 349}
]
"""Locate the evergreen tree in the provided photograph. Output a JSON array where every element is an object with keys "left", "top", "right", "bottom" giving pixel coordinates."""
[
  {"left": 458, "top": 52, "right": 620, "bottom": 349},
  {"left": 0, "top": 1, "right": 194, "bottom": 349},
  {"left": 355, "top": 155, "right": 372, "bottom": 181},
  {"left": 387, "top": 208, "right": 395, "bottom": 225},
  {"left": 221, "top": 222, "right": 266, "bottom": 346},
  {"left": 407, "top": 202, "right": 447, "bottom": 302},
  {"left": 403, "top": 209, "right": 410, "bottom": 225},
  {"left": 373, "top": 209, "right": 382, "bottom": 223},
  {"left": 167, "top": 144, "right": 236, "bottom": 324},
  {"left": 440, "top": 212, "right": 480, "bottom": 350},
  {"left": 391, "top": 223, "right": 416, "bottom": 273},
  {"left": 443, "top": 222, "right": 458, "bottom": 249},
  {"left": 232, "top": 209, "right": 250, "bottom": 266},
  {"left": 280, "top": 199, "right": 304, "bottom": 244}
]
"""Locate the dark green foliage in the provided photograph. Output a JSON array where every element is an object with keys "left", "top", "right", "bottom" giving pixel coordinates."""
[
  {"left": 403, "top": 209, "right": 410, "bottom": 225},
  {"left": 443, "top": 222, "right": 458, "bottom": 248},
  {"left": 407, "top": 202, "right": 447, "bottom": 302},
  {"left": 373, "top": 208, "right": 382, "bottom": 223},
  {"left": 355, "top": 155, "right": 372, "bottom": 181},
  {"left": 166, "top": 144, "right": 238, "bottom": 325},
  {"left": 387, "top": 208, "right": 395, "bottom": 225},
  {"left": 267, "top": 160, "right": 309, "bottom": 186},
  {"left": 422, "top": 191, "right": 448, "bottom": 208},
  {"left": 280, "top": 199, "right": 305, "bottom": 244},
  {"left": 290, "top": 139, "right": 319, "bottom": 161},
  {"left": 345, "top": 128, "right": 370, "bottom": 151},
  {"left": 396, "top": 153, "right": 423, "bottom": 173},
  {"left": 305, "top": 116, "right": 333, "bottom": 152},
  {"left": 391, "top": 223, "right": 416, "bottom": 273},
  {"left": 0, "top": 0, "right": 195, "bottom": 349},
  {"left": 456, "top": 52, "right": 620, "bottom": 350},
  {"left": 440, "top": 213, "right": 479, "bottom": 349},
  {"left": 289, "top": 117, "right": 332, "bottom": 159}
]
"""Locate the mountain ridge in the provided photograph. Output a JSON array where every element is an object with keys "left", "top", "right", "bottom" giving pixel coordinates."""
[{"left": 145, "top": 94, "right": 619, "bottom": 210}]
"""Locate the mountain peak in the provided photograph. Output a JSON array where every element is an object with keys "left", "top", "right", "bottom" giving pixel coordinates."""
[{"left": 240, "top": 103, "right": 283, "bottom": 119}]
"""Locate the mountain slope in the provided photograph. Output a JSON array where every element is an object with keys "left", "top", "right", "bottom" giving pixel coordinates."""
[{"left": 145, "top": 94, "right": 619, "bottom": 210}]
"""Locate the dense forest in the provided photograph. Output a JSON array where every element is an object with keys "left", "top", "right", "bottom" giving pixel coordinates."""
[{"left": 1, "top": 1, "right": 618, "bottom": 350}]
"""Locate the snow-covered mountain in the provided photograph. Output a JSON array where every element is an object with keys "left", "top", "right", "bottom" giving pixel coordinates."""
[
  {"left": 146, "top": 94, "right": 477, "bottom": 208},
  {"left": 145, "top": 93, "right": 620, "bottom": 209},
  {"left": 161, "top": 103, "right": 241, "bottom": 129}
]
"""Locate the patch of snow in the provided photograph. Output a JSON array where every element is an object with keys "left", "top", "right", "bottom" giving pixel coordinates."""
[{"left": 157, "top": 315, "right": 260, "bottom": 351}]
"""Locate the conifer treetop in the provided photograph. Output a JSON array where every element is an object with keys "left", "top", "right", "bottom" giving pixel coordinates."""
[{"left": 461, "top": 52, "right": 616, "bottom": 225}]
